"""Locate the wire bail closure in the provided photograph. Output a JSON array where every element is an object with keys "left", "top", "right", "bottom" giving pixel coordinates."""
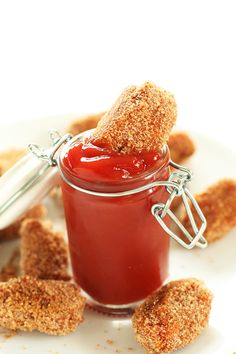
[
  {"left": 151, "top": 160, "right": 207, "bottom": 249},
  {"left": 29, "top": 130, "right": 207, "bottom": 250},
  {"left": 29, "top": 130, "right": 73, "bottom": 166}
]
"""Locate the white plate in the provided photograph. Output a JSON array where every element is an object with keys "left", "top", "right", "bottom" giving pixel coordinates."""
[{"left": 0, "top": 116, "right": 236, "bottom": 354}]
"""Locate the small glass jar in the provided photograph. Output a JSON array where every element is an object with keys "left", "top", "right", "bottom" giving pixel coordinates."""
[{"left": 59, "top": 131, "right": 171, "bottom": 313}]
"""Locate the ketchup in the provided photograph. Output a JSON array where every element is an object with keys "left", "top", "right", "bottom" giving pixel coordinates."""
[{"left": 60, "top": 138, "right": 170, "bottom": 306}]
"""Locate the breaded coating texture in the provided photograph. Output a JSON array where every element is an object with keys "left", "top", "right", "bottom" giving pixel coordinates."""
[
  {"left": 0, "top": 250, "right": 20, "bottom": 282},
  {"left": 163, "top": 132, "right": 195, "bottom": 212},
  {"left": 50, "top": 186, "right": 63, "bottom": 206},
  {"left": 20, "top": 219, "right": 70, "bottom": 281},
  {"left": 68, "top": 112, "right": 105, "bottom": 135},
  {"left": 93, "top": 82, "right": 177, "bottom": 154},
  {"left": 181, "top": 179, "right": 236, "bottom": 243},
  {"left": 132, "top": 279, "right": 213, "bottom": 354},
  {"left": 168, "top": 132, "right": 195, "bottom": 164},
  {"left": 169, "top": 195, "right": 183, "bottom": 212},
  {"left": 0, "top": 276, "right": 85, "bottom": 335},
  {"left": 0, "top": 149, "right": 26, "bottom": 176},
  {"left": 0, "top": 204, "right": 46, "bottom": 241}
]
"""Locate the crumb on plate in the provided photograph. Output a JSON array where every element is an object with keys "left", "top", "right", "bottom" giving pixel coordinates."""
[{"left": 106, "top": 339, "right": 114, "bottom": 345}]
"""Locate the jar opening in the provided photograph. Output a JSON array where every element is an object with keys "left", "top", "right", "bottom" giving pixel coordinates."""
[{"left": 59, "top": 130, "right": 170, "bottom": 193}]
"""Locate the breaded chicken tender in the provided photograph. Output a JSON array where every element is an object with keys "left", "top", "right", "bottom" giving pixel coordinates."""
[
  {"left": 169, "top": 195, "right": 183, "bottom": 212},
  {"left": 0, "top": 204, "right": 46, "bottom": 241},
  {"left": 20, "top": 219, "right": 70, "bottom": 281},
  {"left": 50, "top": 186, "right": 63, "bottom": 206},
  {"left": 0, "top": 250, "right": 20, "bottom": 282},
  {"left": 132, "top": 278, "right": 213, "bottom": 354},
  {"left": 68, "top": 112, "right": 105, "bottom": 136},
  {"left": 93, "top": 82, "right": 177, "bottom": 154},
  {"left": 0, "top": 276, "right": 85, "bottom": 335},
  {"left": 168, "top": 132, "right": 195, "bottom": 164},
  {"left": 181, "top": 179, "right": 236, "bottom": 243},
  {"left": 157, "top": 132, "right": 195, "bottom": 213},
  {"left": 0, "top": 148, "right": 26, "bottom": 176}
]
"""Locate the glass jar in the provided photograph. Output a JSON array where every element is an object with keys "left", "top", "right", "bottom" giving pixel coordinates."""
[{"left": 59, "top": 131, "right": 171, "bottom": 313}]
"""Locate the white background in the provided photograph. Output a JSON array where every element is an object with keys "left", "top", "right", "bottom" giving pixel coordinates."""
[
  {"left": 0, "top": 0, "right": 235, "bottom": 151},
  {"left": 0, "top": 3, "right": 236, "bottom": 353}
]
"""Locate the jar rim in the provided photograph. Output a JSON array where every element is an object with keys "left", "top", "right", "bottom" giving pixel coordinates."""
[{"left": 58, "top": 129, "right": 170, "bottom": 194}]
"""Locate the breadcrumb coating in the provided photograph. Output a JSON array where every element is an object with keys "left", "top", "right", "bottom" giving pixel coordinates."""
[
  {"left": 0, "top": 149, "right": 26, "bottom": 176},
  {"left": 132, "top": 278, "right": 213, "bottom": 354},
  {"left": 93, "top": 82, "right": 177, "bottom": 154},
  {"left": 168, "top": 132, "right": 195, "bottom": 164},
  {"left": 50, "top": 186, "right": 63, "bottom": 206},
  {"left": 181, "top": 179, "right": 236, "bottom": 243},
  {"left": 0, "top": 204, "right": 46, "bottom": 242},
  {"left": 20, "top": 219, "right": 70, "bottom": 281},
  {"left": 0, "top": 250, "right": 20, "bottom": 282},
  {"left": 68, "top": 112, "right": 105, "bottom": 136},
  {"left": 0, "top": 276, "right": 85, "bottom": 335},
  {"left": 169, "top": 196, "right": 183, "bottom": 212},
  {"left": 158, "top": 132, "right": 195, "bottom": 213}
]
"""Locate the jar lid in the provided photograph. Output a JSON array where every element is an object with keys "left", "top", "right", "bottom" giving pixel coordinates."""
[{"left": 0, "top": 131, "right": 72, "bottom": 229}]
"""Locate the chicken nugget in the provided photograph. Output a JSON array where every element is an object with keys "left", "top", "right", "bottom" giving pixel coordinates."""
[
  {"left": 93, "top": 82, "right": 177, "bottom": 154},
  {"left": 20, "top": 219, "right": 70, "bottom": 281},
  {"left": 0, "top": 149, "right": 26, "bottom": 176},
  {"left": 50, "top": 186, "right": 63, "bottom": 206},
  {"left": 132, "top": 278, "right": 213, "bottom": 354},
  {"left": 68, "top": 112, "right": 105, "bottom": 136},
  {"left": 0, "top": 250, "right": 20, "bottom": 282},
  {"left": 181, "top": 179, "right": 236, "bottom": 243},
  {"left": 0, "top": 204, "right": 46, "bottom": 241},
  {"left": 0, "top": 276, "right": 85, "bottom": 335},
  {"left": 168, "top": 132, "right": 195, "bottom": 164}
]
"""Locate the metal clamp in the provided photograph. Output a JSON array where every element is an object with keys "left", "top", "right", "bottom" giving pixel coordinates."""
[
  {"left": 29, "top": 130, "right": 73, "bottom": 166},
  {"left": 151, "top": 160, "right": 207, "bottom": 249}
]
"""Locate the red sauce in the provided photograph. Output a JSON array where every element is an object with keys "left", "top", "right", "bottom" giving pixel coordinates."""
[
  {"left": 60, "top": 139, "right": 170, "bottom": 305},
  {"left": 62, "top": 139, "right": 162, "bottom": 183}
]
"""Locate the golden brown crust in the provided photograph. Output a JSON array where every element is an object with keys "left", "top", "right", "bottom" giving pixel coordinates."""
[
  {"left": 0, "top": 250, "right": 20, "bottom": 282},
  {"left": 169, "top": 196, "right": 183, "bottom": 212},
  {"left": 50, "top": 186, "right": 63, "bottom": 206},
  {"left": 162, "top": 132, "right": 195, "bottom": 212},
  {"left": 93, "top": 82, "right": 177, "bottom": 154},
  {"left": 68, "top": 112, "right": 105, "bottom": 135},
  {"left": 0, "top": 276, "right": 85, "bottom": 335},
  {"left": 0, "top": 149, "right": 26, "bottom": 176},
  {"left": 132, "top": 278, "right": 213, "bottom": 354},
  {"left": 181, "top": 179, "right": 236, "bottom": 243},
  {"left": 0, "top": 204, "right": 46, "bottom": 242},
  {"left": 168, "top": 132, "right": 195, "bottom": 164},
  {"left": 20, "top": 219, "right": 70, "bottom": 281}
]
